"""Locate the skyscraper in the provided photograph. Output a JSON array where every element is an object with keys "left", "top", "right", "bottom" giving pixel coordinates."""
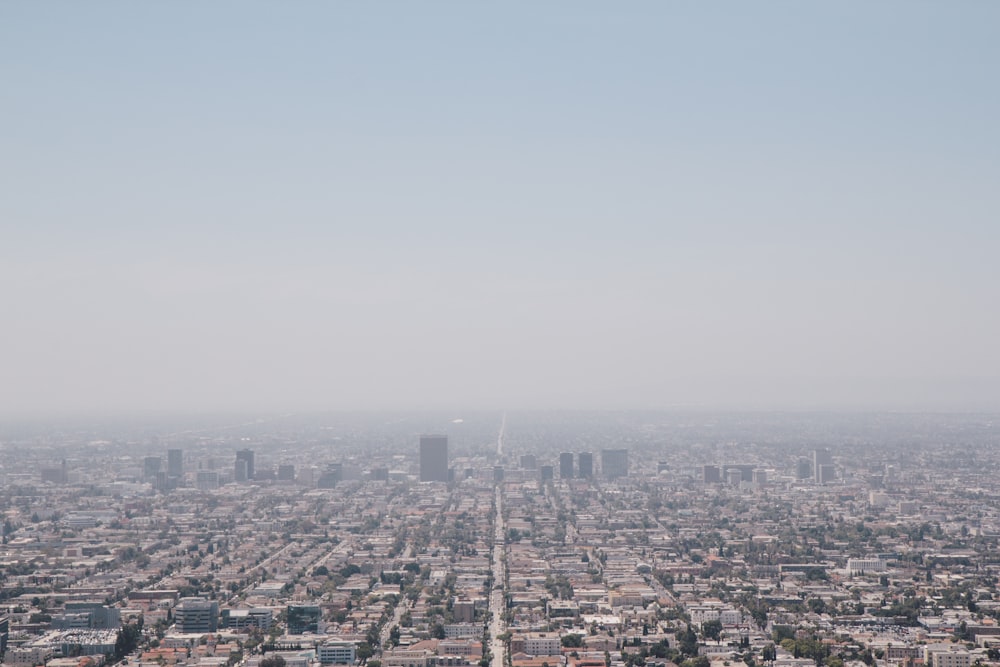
[
  {"left": 143, "top": 456, "right": 162, "bottom": 479},
  {"left": 813, "top": 448, "right": 832, "bottom": 484},
  {"left": 236, "top": 449, "right": 255, "bottom": 482},
  {"left": 577, "top": 452, "right": 593, "bottom": 478},
  {"left": 601, "top": 448, "right": 629, "bottom": 479},
  {"left": 559, "top": 452, "right": 574, "bottom": 479},
  {"left": 419, "top": 435, "right": 449, "bottom": 482},
  {"left": 167, "top": 448, "right": 183, "bottom": 478},
  {"left": 703, "top": 465, "right": 722, "bottom": 483}
]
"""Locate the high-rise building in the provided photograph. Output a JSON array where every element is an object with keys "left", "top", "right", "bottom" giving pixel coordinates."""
[
  {"left": 703, "top": 465, "right": 721, "bottom": 483},
  {"left": 796, "top": 458, "right": 812, "bottom": 480},
  {"left": 813, "top": 448, "right": 832, "bottom": 484},
  {"left": 540, "top": 465, "right": 554, "bottom": 481},
  {"left": 817, "top": 463, "right": 837, "bottom": 485},
  {"left": 143, "top": 456, "right": 162, "bottom": 479},
  {"left": 577, "top": 452, "right": 593, "bottom": 478},
  {"left": 40, "top": 461, "right": 68, "bottom": 484},
  {"left": 236, "top": 449, "right": 255, "bottom": 482},
  {"left": 174, "top": 597, "right": 219, "bottom": 633},
  {"left": 493, "top": 466, "right": 505, "bottom": 482},
  {"left": 559, "top": 452, "right": 574, "bottom": 479},
  {"left": 167, "top": 449, "right": 183, "bottom": 478},
  {"left": 419, "top": 435, "right": 449, "bottom": 482},
  {"left": 317, "top": 463, "right": 343, "bottom": 489},
  {"left": 287, "top": 604, "right": 321, "bottom": 634},
  {"left": 519, "top": 454, "right": 538, "bottom": 470},
  {"left": 601, "top": 448, "right": 628, "bottom": 479},
  {"left": 723, "top": 464, "right": 754, "bottom": 483},
  {"left": 277, "top": 464, "right": 296, "bottom": 482},
  {"left": 196, "top": 470, "right": 219, "bottom": 491}
]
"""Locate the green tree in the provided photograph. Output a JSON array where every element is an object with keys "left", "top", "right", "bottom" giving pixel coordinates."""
[{"left": 702, "top": 619, "right": 723, "bottom": 642}]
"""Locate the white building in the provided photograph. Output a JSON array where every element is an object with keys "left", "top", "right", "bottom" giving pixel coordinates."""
[
  {"left": 318, "top": 640, "right": 357, "bottom": 665},
  {"left": 847, "top": 558, "right": 887, "bottom": 575}
]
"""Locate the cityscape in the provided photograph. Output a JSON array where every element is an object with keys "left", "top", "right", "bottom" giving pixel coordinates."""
[
  {"left": 2, "top": 412, "right": 1000, "bottom": 667},
  {"left": 3, "top": 7, "right": 999, "bottom": 667}
]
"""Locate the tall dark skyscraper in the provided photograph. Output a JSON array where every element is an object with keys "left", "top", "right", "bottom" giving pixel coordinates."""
[
  {"left": 577, "top": 452, "right": 593, "bottom": 478},
  {"left": 143, "top": 456, "right": 162, "bottom": 479},
  {"left": 419, "top": 435, "right": 449, "bottom": 482},
  {"left": 559, "top": 452, "right": 574, "bottom": 479},
  {"left": 167, "top": 448, "right": 183, "bottom": 478},
  {"left": 236, "top": 449, "right": 255, "bottom": 482},
  {"left": 601, "top": 448, "right": 629, "bottom": 479}
]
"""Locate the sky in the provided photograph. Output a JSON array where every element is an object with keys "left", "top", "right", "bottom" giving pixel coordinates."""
[{"left": 2, "top": 2, "right": 999, "bottom": 415}]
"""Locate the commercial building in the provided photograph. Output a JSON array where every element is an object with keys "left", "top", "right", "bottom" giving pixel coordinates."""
[
  {"left": 167, "top": 448, "right": 183, "bottom": 478},
  {"left": 813, "top": 448, "right": 833, "bottom": 484},
  {"left": 174, "top": 597, "right": 219, "bottom": 633},
  {"left": 143, "top": 456, "right": 162, "bottom": 479},
  {"left": 236, "top": 449, "right": 255, "bottom": 482},
  {"left": 577, "top": 452, "right": 593, "bottom": 478},
  {"left": 287, "top": 605, "right": 321, "bottom": 634},
  {"left": 601, "top": 449, "right": 628, "bottom": 479},
  {"left": 196, "top": 470, "right": 219, "bottom": 491},
  {"left": 419, "top": 435, "right": 449, "bottom": 482},
  {"left": 559, "top": 452, "right": 574, "bottom": 479},
  {"left": 318, "top": 640, "right": 356, "bottom": 665},
  {"left": 222, "top": 608, "right": 273, "bottom": 631}
]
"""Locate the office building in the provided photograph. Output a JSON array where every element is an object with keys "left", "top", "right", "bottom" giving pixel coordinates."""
[
  {"left": 813, "top": 448, "right": 832, "bottom": 484},
  {"left": 723, "top": 464, "right": 754, "bottom": 483},
  {"left": 419, "top": 435, "right": 449, "bottom": 482},
  {"left": 519, "top": 454, "right": 537, "bottom": 470},
  {"left": 167, "top": 448, "right": 183, "bottom": 478},
  {"left": 236, "top": 449, "right": 255, "bottom": 482},
  {"left": 196, "top": 470, "right": 219, "bottom": 491},
  {"left": 174, "top": 597, "right": 219, "bottom": 633},
  {"left": 559, "top": 452, "right": 574, "bottom": 479},
  {"left": 318, "top": 641, "right": 357, "bottom": 665},
  {"left": 577, "top": 452, "right": 593, "bottom": 478},
  {"left": 53, "top": 603, "right": 121, "bottom": 630},
  {"left": 817, "top": 463, "right": 837, "bottom": 484},
  {"left": 40, "top": 461, "right": 68, "bottom": 484},
  {"left": 317, "top": 463, "right": 343, "bottom": 489},
  {"left": 796, "top": 458, "right": 812, "bottom": 480},
  {"left": 703, "top": 465, "right": 721, "bottom": 483},
  {"left": 540, "top": 465, "right": 554, "bottom": 481},
  {"left": 287, "top": 605, "right": 321, "bottom": 634},
  {"left": 222, "top": 608, "right": 273, "bottom": 631},
  {"left": 143, "top": 456, "right": 162, "bottom": 479},
  {"left": 601, "top": 448, "right": 628, "bottom": 479},
  {"left": 493, "top": 466, "right": 504, "bottom": 482},
  {"left": 277, "top": 464, "right": 296, "bottom": 482}
]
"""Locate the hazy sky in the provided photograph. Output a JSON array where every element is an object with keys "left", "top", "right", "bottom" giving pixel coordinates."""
[{"left": 2, "top": 2, "right": 999, "bottom": 415}]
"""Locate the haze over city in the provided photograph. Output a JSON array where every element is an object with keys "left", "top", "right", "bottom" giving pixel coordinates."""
[{"left": 3, "top": 2, "right": 1000, "bottom": 416}]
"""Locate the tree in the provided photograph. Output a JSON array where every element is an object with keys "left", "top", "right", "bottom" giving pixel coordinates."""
[
  {"left": 562, "top": 634, "right": 583, "bottom": 648},
  {"left": 260, "top": 657, "right": 286, "bottom": 667},
  {"left": 702, "top": 619, "right": 723, "bottom": 642}
]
